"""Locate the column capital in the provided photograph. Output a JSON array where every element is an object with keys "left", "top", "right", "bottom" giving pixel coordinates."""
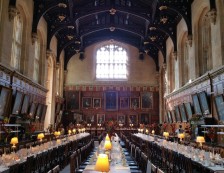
[
  {"left": 162, "top": 63, "right": 167, "bottom": 70},
  {"left": 31, "top": 33, "right": 38, "bottom": 44},
  {"left": 8, "top": 6, "right": 17, "bottom": 21},
  {"left": 46, "top": 50, "right": 53, "bottom": 59},
  {"left": 172, "top": 51, "right": 177, "bottom": 61},
  {"left": 186, "top": 35, "right": 192, "bottom": 47},
  {"left": 56, "top": 63, "right": 60, "bottom": 69},
  {"left": 207, "top": 9, "right": 217, "bottom": 25}
]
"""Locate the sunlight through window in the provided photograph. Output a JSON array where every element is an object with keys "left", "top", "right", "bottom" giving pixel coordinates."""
[{"left": 96, "top": 44, "right": 127, "bottom": 80}]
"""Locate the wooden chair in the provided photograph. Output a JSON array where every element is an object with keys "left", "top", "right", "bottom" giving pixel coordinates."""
[
  {"left": 157, "top": 168, "right": 165, "bottom": 173},
  {"left": 151, "top": 163, "right": 157, "bottom": 173},
  {"left": 9, "top": 163, "right": 19, "bottom": 173},
  {"left": 52, "top": 165, "right": 60, "bottom": 173},
  {"left": 139, "top": 152, "right": 148, "bottom": 173}
]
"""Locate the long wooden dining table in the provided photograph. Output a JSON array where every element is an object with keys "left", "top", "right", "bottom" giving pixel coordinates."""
[
  {"left": 82, "top": 137, "right": 132, "bottom": 173},
  {"left": 0, "top": 132, "right": 90, "bottom": 173},
  {"left": 134, "top": 133, "right": 224, "bottom": 173}
]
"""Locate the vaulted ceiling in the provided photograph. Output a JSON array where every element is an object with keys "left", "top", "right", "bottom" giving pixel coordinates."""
[{"left": 32, "top": 0, "right": 194, "bottom": 70}]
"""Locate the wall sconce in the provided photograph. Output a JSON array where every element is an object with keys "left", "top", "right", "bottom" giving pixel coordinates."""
[
  {"left": 68, "top": 130, "right": 71, "bottom": 135},
  {"left": 95, "top": 154, "right": 110, "bottom": 173}
]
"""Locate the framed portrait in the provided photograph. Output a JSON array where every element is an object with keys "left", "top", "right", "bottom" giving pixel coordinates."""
[
  {"left": 82, "top": 97, "right": 92, "bottom": 108},
  {"left": 130, "top": 97, "right": 140, "bottom": 109},
  {"left": 35, "top": 104, "right": 43, "bottom": 121},
  {"left": 117, "top": 114, "right": 125, "bottom": 124},
  {"left": 93, "top": 98, "right": 101, "bottom": 108},
  {"left": 198, "top": 91, "right": 210, "bottom": 116},
  {"left": 40, "top": 105, "right": 47, "bottom": 122},
  {"left": 55, "top": 103, "right": 61, "bottom": 114},
  {"left": 175, "top": 106, "right": 182, "bottom": 122},
  {"left": 179, "top": 104, "right": 187, "bottom": 122},
  {"left": 97, "top": 114, "right": 105, "bottom": 124},
  {"left": 66, "top": 91, "right": 80, "bottom": 110},
  {"left": 74, "top": 113, "right": 82, "bottom": 124},
  {"left": 140, "top": 113, "right": 150, "bottom": 125},
  {"left": 21, "top": 95, "right": 30, "bottom": 115},
  {"left": 128, "top": 114, "right": 138, "bottom": 125},
  {"left": 104, "top": 91, "right": 118, "bottom": 111},
  {"left": 192, "top": 93, "right": 202, "bottom": 115},
  {"left": 0, "top": 87, "right": 12, "bottom": 117},
  {"left": 12, "top": 91, "right": 24, "bottom": 115},
  {"left": 167, "top": 111, "right": 172, "bottom": 123},
  {"left": 28, "top": 102, "right": 37, "bottom": 119},
  {"left": 141, "top": 92, "right": 153, "bottom": 109},
  {"left": 184, "top": 102, "right": 193, "bottom": 120},
  {"left": 56, "top": 110, "right": 63, "bottom": 126},
  {"left": 86, "top": 114, "right": 95, "bottom": 123},
  {"left": 120, "top": 97, "right": 129, "bottom": 109},
  {"left": 171, "top": 110, "right": 176, "bottom": 122},
  {"left": 214, "top": 95, "right": 224, "bottom": 122}
]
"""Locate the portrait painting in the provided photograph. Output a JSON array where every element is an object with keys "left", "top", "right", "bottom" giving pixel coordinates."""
[
  {"left": 82, "top": 97, "right": 92, "bottom": 108},
  {"left": 12, "top": 91, "right": 24, "bottom": 115},
  {"left": 21, "top": 94, "right": 30, "bottom": 115},
  {"left": 175, "top": 106, "right": 182, "bottom": 122},
  {"left": 35, "top": 104, "right": 43, "bottom": 121},
  {"left": 179, "top": 104, "right": 187, "bottom": 122},
  {"left": 117, "top": 114, "right": 125, "bottom": 124},
  {"left": 167, "top": 111, "right": 172, "bottom": 123},
  {"left": 93, "top": 98, "right": 101, "bottom": 108},
  {"left": 140, "top": 113, "right": 150, "bottom": 125},
  {"left": 74, "top": 113, "right": 82, "bottom": 124},
  {"left": 55, "top": 103, "right": 61, "bottom": 114},
  {"left": 192, "top": 93, "right": 202, "bottom": 115},
  {"left": 198, "top": 91, "right": 210, "bottom": 116},
  {"left": 130, "top": 97, "right": 140, "bottom": 109},
  {"left": 184, "top": 102, "right": 193, "bottom": 120},
  {"left": 28, "top": 102, "right": 37, "bottom": 119},
  {"left": 0, "top": 87, "right": 12, "bottom": 117},
  {"left": 171, "top": 110, "right": 176, "bottom": 122},
  {"left": 128, "top": 114, "right": 138, "bottom": 125},
  {"left": 120, "top": 97, "right": 129, "bottom": 109},
  {"left": 86, "top": 114, "right": 95, "bottom": 123},
  {"left": 141, "top": 92, "right": 153, "bottom": 109},
  {"left": 214, "top": 94, "right": 224, "bottom": 122},
  {"left": 97, "top": 114, "right": 105, "bottom": 124},
  {"left": 40, "top": 105, "right": 47, "bottom": 122},
  {"left": 66, "top": 91, "right": 80, "bottom": 110},
  {"left": 105, "top": 91, "right": 118, "bottom": 111}
]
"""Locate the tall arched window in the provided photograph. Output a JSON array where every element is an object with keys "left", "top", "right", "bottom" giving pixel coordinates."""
[
  {"left": 96, "top": 44, "right": 128, "bottom": 80},
  {"left": 33, "top": 38, "right": 40, "bottom": 82},
  {"left": 198, "top": 9, "right": 211, "bottom": 76},
  {"left": 11, "top": 13, "right": 23, "bottom": 70},
  {"left": 180, "top": 33, "right": 189, "bottom": 86}
]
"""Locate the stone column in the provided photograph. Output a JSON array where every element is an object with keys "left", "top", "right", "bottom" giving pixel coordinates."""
[
  {"left": 172, "top": 51, "right": 179, "bottom": 90},
  {"left": 45, "top": 50, "right": 57, "bottom": 130}
]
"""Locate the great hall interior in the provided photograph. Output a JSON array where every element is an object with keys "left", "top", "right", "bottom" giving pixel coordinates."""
[{"left": 0, "top": 0, "right": 224, "bottom": 173}]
